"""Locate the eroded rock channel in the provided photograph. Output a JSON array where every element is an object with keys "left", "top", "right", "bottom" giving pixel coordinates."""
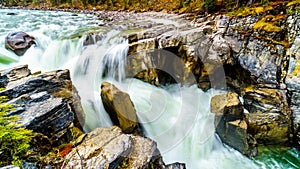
[{"left": 0, "top": 4, "right": 299, "bottom": 168}]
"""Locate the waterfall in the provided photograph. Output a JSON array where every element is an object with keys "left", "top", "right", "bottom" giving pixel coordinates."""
[
  {"left": 0, "top": 9, "right": 298, "bottom": 169},
  {"left": 71, "top": 30, "right": 128, "bottom": 131},
  {"left": 0, "top": 17, "right": 268, "bottom": 169}
]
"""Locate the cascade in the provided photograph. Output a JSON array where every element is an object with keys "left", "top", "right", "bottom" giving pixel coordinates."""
[
  {"left": 110, "top": 79, "right": 258, "bottom": 169},
  {"left": 71, "top": 30, "right": 128, "bottom": 131},
  {"left": 0, "top": 8, "right": 298, "bottom": 169}
]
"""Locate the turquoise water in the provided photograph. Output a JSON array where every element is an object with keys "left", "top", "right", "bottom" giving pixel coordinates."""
[
  {"left": 0, "top": 8, "right": 299, "bottom": 169},
  {"left": 253, "top": 146, "right": 300, "bottom": 169}
]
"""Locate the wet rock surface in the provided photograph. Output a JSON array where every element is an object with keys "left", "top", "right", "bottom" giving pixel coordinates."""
[
  {"left": 5, "top": 32, "right": 36, "bottom": 56},
  {"left": 242, "top": 86, "right": 291, "bottom": 145},
  {"left": 0, "top": 65, "right": 85, "bottom": 143},
  {"left": 211, "top": 92, "right": 258, "bottom": 157},
  {"left": 101, "top": 82, "right": 139, "bottom": 134}
]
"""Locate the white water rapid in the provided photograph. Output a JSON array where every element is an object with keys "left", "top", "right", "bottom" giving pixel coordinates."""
[{"left": 0, "top": 8, "right": 298, "bottom": 169}]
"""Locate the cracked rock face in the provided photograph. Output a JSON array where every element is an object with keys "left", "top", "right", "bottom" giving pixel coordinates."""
[
  {"left": 0, "top": 65, "right": 85, "bottom": 143},
  {"left": 64, "top": 126, "right": 164, "bottom": 169},
  {"left": 285, "top": 15, "right": 300, "bottom": 147}
]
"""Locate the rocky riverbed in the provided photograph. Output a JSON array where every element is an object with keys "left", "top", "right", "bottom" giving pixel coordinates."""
[
  {"left": 85, "top": 2, "right": 300, "bottom": 154},
  {"left": 0, "top": 2, "right": 299, "bottom": 168}
]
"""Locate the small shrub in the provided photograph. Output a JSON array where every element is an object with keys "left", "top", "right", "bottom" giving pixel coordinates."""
[{"left": 201, "top": 0, "right": 216, "bottom": 11}]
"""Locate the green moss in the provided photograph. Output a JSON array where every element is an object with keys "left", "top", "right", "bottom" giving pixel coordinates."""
[{"left": 0, "top": 96, "right": 33, "bottom": 167}]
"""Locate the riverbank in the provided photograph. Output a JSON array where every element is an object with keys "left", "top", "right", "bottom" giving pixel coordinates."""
[
  {"left": 1, "top": 0, "right": 299, "bottom": 16},
  {"left": 1, "top": 0, "right": 299, "bottom": 27}
]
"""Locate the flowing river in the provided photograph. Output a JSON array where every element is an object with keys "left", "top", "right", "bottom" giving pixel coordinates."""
[{"left": 0, "top": 8, "right": 299, "bottom": 169}]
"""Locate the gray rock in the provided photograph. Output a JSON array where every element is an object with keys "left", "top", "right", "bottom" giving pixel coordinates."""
[
  {"left": 290, "top": 91, "right": 300, "bottom": 146},
  {"left": 242, "top": 87, "right": 290, "bottom": 115},
  {"left": 20, "top": 97, "right": 74, "bottom": 141},
  {"left": 5, "top": 32, "right": 36, "bottom": 56},
  {"left": 124, "top": 136, "right": 162, "bottom": 169},
  {"left": 0, "top": 65, "right": 85, "bottom": 143},
  {"left": 286, "top": 17, "right": 300, "bottom": 147},
  {"left": 63, "top": 126, "right": 165, "bottom": 169},
  {"left": 64, "top": 127, "right": 128, "bottom": 168},
  {"left": 21, "top": 161, "right": 38, "bottom": 169}
]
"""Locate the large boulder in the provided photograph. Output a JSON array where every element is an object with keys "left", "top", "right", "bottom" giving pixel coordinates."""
[
  {"left": 63, "top": 126, "right": 164, "bottom": 169},
  {"left": 101, "top": 82, "right": 138, "bottom": 134},
  {"left": 5, "top": 32, "right": 36, "bottom": 56},
  {"left": 211, "top": 92, "right": 258, "bottom": 157},
  {"left": 0, "top": 65, "right": 85, "bottom": 144},
  {"left": 242, "top": 86, "right": 291, "bottom": 145},
  {"left": 246, "top": 113, "right": 289, "bottom": 144}
]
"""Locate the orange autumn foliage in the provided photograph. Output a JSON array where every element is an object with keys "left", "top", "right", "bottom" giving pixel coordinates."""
[{"left": 59, "top": 144, "right": 73, "bottom": 157}]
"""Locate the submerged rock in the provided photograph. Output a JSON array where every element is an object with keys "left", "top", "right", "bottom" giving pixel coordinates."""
[
  {"left": 211, "top": 92, "right": 258, "bottom": 157},
  {"left": 101, "top": 82, "right": 139, "bottom": 134},
  {"left": 165, "top": 163, "right": 186, "bottom": 169},
  {"left": 83, "top": 32, "right": 104, "bottom": 46},
  {"left": 5, "top": 32, "right": 36, "bottom": 56},
  {"left": 64, "top": 126, "right": 164, "bottom": 169},
  {"left": 6, "top": 12, "right": 17, "bottom": 15},
  {"left": 0, "top": 65, "right": 85, "bottom": 144}
]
